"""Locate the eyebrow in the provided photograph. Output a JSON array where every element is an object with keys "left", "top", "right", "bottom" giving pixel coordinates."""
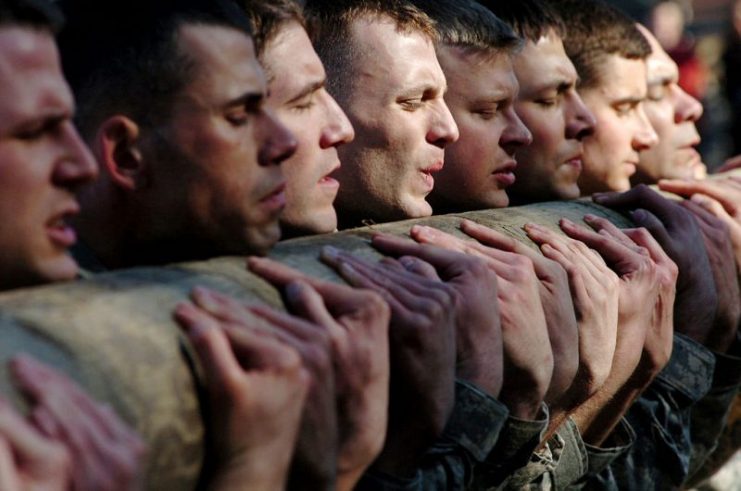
[
  {"left": 398, "top": 82, "right": 442, "bottom": 98},
  {"left": 287, "top": 79, "right": 325, "bottom": 105},
  {"left": 222, "top": 91, "right": 265, "bottom": 110},
  {"left": 612, "top": 96, "right": 644, "bottom": 105}
]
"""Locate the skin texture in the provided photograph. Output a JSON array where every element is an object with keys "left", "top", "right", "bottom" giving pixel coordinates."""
[
  {"left": 320, "top": 244, "right": 456, "bottom": 477},
  {"left": 369, "top": 233, "right": 504, "bottom": 398},
  {"left": 659, "top": 176, "right": 741, "bottom": 278},
  {"left": 79, "top": 24, "right": 297, "bottom": 267},
  {"left": 595, "top": 185, "right": 718, "bottom": 347},
  {"left": 175, "top": 293, "right": 311, "bottom": 491},
  {"left": 524, "top": 218, "right": 619, "bottom": 412},
  {"left": 528, "top": 216, "right": 676, "bottom": 445},
  {"left": 0, "top": 398, "right": 69, "bottom": 491},
  {"left": 10, "top": 355, "right": 146, "bottom": 491},
  {"left": 579, "top": 55, "right": 659, "bottom": 195},
  {"left": 508, "top": 32, "right": 595, "bottom": 203},
  {"left": 408, "top": 225, "right": 554, "bottom": 419},
  {"left": 247, "top": 257, "right": 390, "bottom": 491},
  {"left": 262, "top": 22, "right": 354, "bottom": 237},
  {"left": 430, "top": 46, "right": 531, "bottom": 212},
  {"left": 680, "top": 200, "right": 740, "bottom": 353},
  {"left": 0, "top": 27, "right": 97, "bottom": 290},
  {"left": 332, "top": 17, "right": 459, "bottom": 228},
  {"left": 634, "top": 24, "right": 705, "bottom": 184}
]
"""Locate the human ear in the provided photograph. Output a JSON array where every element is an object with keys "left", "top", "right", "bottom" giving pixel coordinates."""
[{"left": 94, "top": 116, "right": 146, "bottom": 191}]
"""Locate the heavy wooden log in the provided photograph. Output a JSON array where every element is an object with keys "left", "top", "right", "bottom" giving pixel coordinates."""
[{"left": 0, "top": 199, "right": 679, "bottom": 489}]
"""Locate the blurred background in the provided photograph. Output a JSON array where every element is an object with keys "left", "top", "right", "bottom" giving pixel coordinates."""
[{"left": 608, "top": 0, "right": 741, "bottom": 172}]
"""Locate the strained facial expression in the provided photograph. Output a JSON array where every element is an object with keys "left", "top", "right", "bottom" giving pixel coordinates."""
[
  {"left": 0, "top": 27, "right": 97, "bottom": 289},
  {"left": 579, "top": 55, "right": 658, "bottom": 195},
  {"left": 263, "top": 22, "right": 354, "bottom": 236},
  {"left": 433, "top": 46, "right": 531, "bottom": 211},
  {"left": 333, "top": 17, "right": 459, "bottom": 224},
  {"left": 509, "top": 33, "right": 595, "bottom": 202}
]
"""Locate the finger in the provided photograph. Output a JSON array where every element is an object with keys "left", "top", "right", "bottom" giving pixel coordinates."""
[
  {"left": 593, "top": 184, "right": 685, "bottom": 228},
  {"left": 680, "top": 199, "right": 722, "bottom": 231},
  {"left": 410, "top": 225, "right": 470, "bottom": 254},
  {"left": 247, "top": 256, "right": 312, "bottom": 288},
  {"left": 717, "top": 155, "right": 741, "bottom": 173},
  {"left": 0, "top": 395, "right": 54, "bottom": 463},
  {"left": 583, "top": 215, "right": 634, "bottom": 248},
  {"left": 621, "top": 228, "right": 674, "bottom": 269},
  {"left": 171, "top": 302, "right": 246, "bottom": 390},
  {"left": 283, "top": 281, "right": 344, "bottom": 339},
  {"left": 460, "top": 219, "right": 522, "bottom": 252},
  {"left": 0, "top": 435, "right": 20, "bottom": 491},
  {"left": 556, "top": 219, "right": 646, "bottom": 274},
  {"left": 658, "top": 179, "right": 740, "bottom": 216},
  {"left": 190, "top": 287, "right": 257, "bottom": 328},
  {"left": 627, "top": 208, "right": 673, "bottom": 247},
  {"left": 397, "top": 255, "right": 441, "bottom": 281},
  {"left": 690, "top": 194, "right": 739, "bottom": 227}
]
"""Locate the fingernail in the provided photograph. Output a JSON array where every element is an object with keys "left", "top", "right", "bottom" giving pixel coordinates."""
[
  {"left": 340, "top": 262, "right": 358, "bottom": 278},
  {"left": 286, "top": 281, "right": 304, "bottom": 302},
  {"left": 584, "top": 214, "right": 597, "bottom": 222},
  {"left": 593, "top": 193, "right": 607, "bottom": 203},
  {"left": 560, "top": 218, "right": 576, "bottom": 227},
  {"left": 399, "top": 256, "right": 416, "bottom": 270},
  {"left": 524, "top": 223, "right": 541, "bottom": 231},
  {"left": 630, "top": 209, "right": 647, "bottom": 222},
  {"left": 691, "top": 194, "right": 706, "bottom": 204},
  {"left": 321, "top": 245, "right": 339, "bottom": 260}
]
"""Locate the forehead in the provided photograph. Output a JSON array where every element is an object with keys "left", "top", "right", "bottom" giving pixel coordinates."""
[
  {"left": 439, "top": 46, "right": 517, "bottom": 99},
  {"left": 349, "top": 16, "right": 445, "bottom": 93},
  {"left": 641, "top": 27, "right": 678, "bottom": 83},
  {"left": 177, "top": 23, "right": 265, "bottom": 101},
  {"left": 590, "top": 55, "right": 647, "bottom": 102},
  {"left": 514, "top": 32, "right": 577, "bottom": 94},
  {"left": 263, "top": 21, "right": 325, "bottom": 94},
  {"left": 0, "top": 27, "right": 72, "bottom": 131}
]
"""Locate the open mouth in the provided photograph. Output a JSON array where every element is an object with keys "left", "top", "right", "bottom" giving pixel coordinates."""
[{"left": 46, "top": 213, "right": 78, "bottom": 248}]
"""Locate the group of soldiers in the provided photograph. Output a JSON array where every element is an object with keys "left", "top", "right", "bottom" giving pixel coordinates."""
[{"left": 0, "top": 0, "right": 740, "bottom": 489}]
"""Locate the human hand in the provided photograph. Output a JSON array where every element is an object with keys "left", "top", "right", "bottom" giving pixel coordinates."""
[
  {"left": 320, "top": 245, "right": 456, "bottom": 477},
  {"left": 716, "top": 154, "right": 741, "bottom": 173},
  {"left": 247, "top": 257, "right": 390, "bottom": 490},
  {"left": 455, "top": 219, "right": 579, "bottom": 405},
  {"left": 368, "top": 231, "right": 503, "bottom": 398},
  {"left": 0, "top": 395, "right": 69, "bottom": 491},
  {"left": 174, "top": 290, "right": 319, "bottom": 490},
  {"left": 404, "top": 225, "right": 552, "bottom": 420},
  {"left": 524, "top": 220, "right": 619, "bottom": 408},
  {"left": 659, "top": 177, "right": 741, "bottom": 277},
  {"left": 680, "top": 200, "right": 741, "bottom": 352},
  {"left": 594, "top": 185, "right": 717, "bottom": 345},
  {"left": 10, "top": 354, "right": 146, "bottom": 491}
]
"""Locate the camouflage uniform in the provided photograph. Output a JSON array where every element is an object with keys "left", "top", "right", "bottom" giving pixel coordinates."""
[{"left": 357, "top": 380, "right": 509, "bottom": 490}]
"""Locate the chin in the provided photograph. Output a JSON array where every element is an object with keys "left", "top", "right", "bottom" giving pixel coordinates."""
[{"left": 246, "top": 224, "right": 282, "bottom": 256}]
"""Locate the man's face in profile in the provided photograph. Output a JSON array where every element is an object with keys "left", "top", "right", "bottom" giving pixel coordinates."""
[
  {"left": 0, "top": 26, "right": 97, "bottom": 289},
  {"left": 509, "top": 32, "right": 595, "bottom": 202},
  {"left": 146, "top": 24, "right": 296, "bottom": 256},
  {"left": 579, "top": 54, "right": 658, "bottom": 195},
  {"left": 432, "top": 46, "right": 531, "bottom": 211},
  {"left": 333, "top": 16, "right": 459, "bottom": 224},
  {"left": 263, "top": 21, "right": 354, "bottom": 236},
  {"left": 635, "top": 24, "right": 705, "bottom": 183}
]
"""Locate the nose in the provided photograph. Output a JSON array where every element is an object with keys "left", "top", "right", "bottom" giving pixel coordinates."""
[
  {"left": 259, "top": 107, "right": 297, "bottom": 167},
  {"left": 319, "top": 91, "right": 355, "bottom": 149},
  {"left": 674, "top": 85, "right": 703, "bottom": 123},
  {"left": 633, "top": 106, "right": 659, "bottom": 151},
  {"left": 426, "top": 99, "right": 459, "bottom": 148},
  {"left": 52, "top": 122, "right": 98, "bottom": 190},
  {"left": 565, "top": 92, "right": 596, "bottom": 140},
  {"left": 501, "top": 107, "right": 532, "bottom": 151}
]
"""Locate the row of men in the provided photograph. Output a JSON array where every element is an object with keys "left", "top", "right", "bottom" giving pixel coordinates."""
[{"left": 1, "top": 0, "right": 740, "bottom": 489}]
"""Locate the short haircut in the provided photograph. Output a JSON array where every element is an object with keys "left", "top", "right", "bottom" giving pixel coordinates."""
[
  {"left": 410, "top": 0, "right": 521, "bottom": 57},
  {"left": 477, "top": 0, "right": 565, "bottom": 43},
  {"left": 242, "top": 0, "right": 306, "bottom": 58},
  {"left": 0, "top": 0, "right": 62, "bottom": 32},
  {"left": 57, "top": 0, "right": 253, "bottom": 138},
  {"left": 303, "top": 0, "right": 436, "bottom": 100},
  {"left": 547, "top": 0, "right": 651, "bottom": 89}
]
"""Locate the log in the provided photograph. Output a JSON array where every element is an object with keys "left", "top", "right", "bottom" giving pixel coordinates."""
[{"left": 0, "top": 199, "right": 675, "bottom": 489}]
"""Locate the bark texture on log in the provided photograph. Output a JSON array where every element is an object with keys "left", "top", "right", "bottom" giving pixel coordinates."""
[{"left": 0, "top": 200, "right": 639, "bottom": 489}]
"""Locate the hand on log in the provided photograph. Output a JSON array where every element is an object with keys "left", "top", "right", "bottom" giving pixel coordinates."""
[
  {"left": 680, "top": 200, "right": 741, "bottom": 353},
  {"left": 247, "top": 257, "right": 390, "bottom": 491},
  {"left": 369, "top": 232, "right": 503, "bottom": 399},
  {"left": 175, "top": 292, "right": 316, "bottom": 490},
  {"left": 595, "top": 184, "right": 717, "bottom": 348},
  {"left": 524, "top": 219, "right": 619, "bottom": 411},
  {"left": 531, "top": 215, "right": 675, "bottom": 445},
  {"left": 9, "top": 354, "right": 146, "bottom": 491},
  {"left": 401, "top": 225, "right": 553, "bottom": 420},
  {"left": 319, "top": 245, "right": 456, "bottom": 478}
]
